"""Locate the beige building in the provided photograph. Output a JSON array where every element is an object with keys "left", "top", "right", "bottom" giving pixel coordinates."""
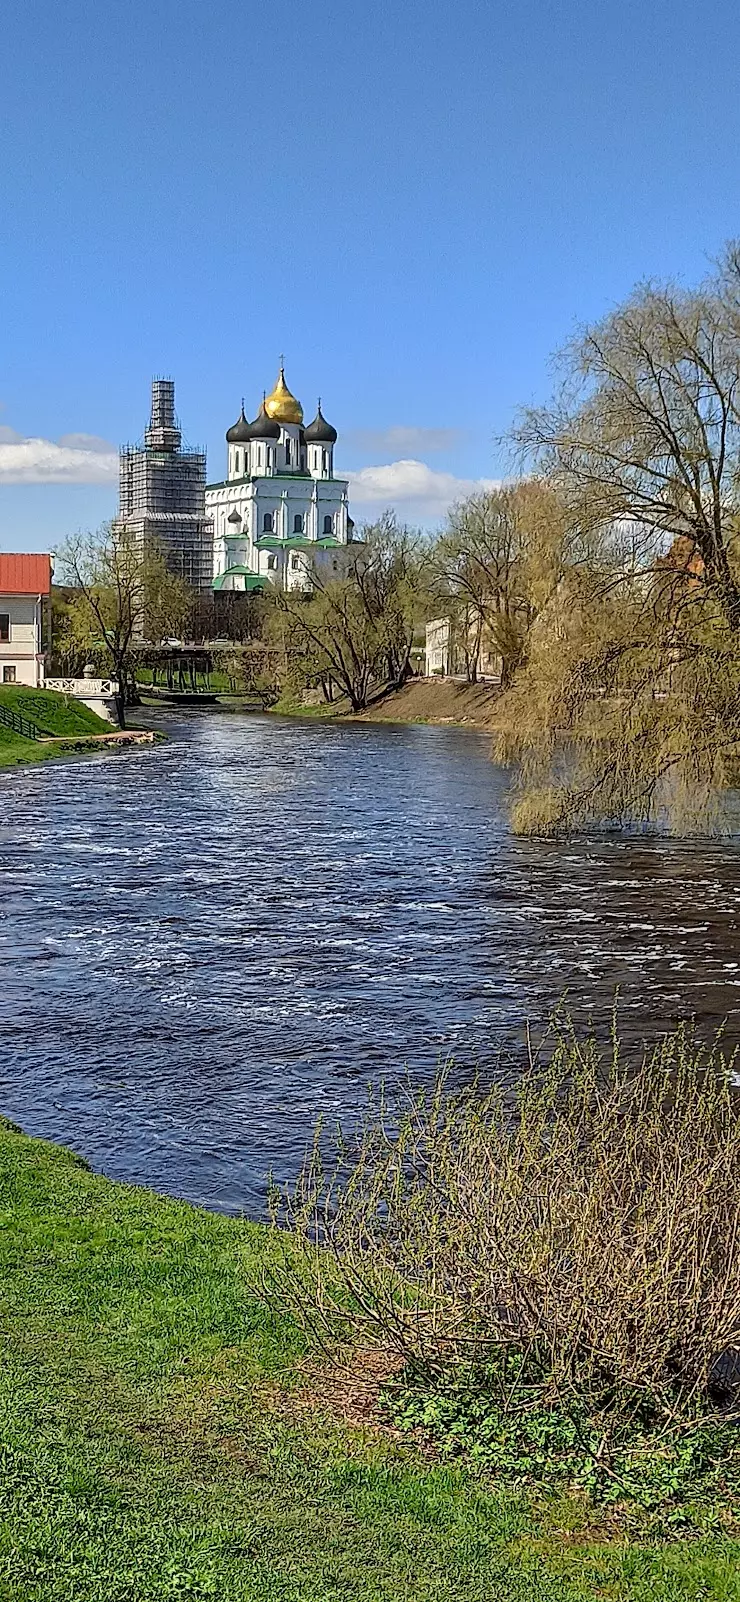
[
  {"left": 0, "top": 554, "right": 52, "bottom": 688},
  {"left": 425, "top": 613, "right": 501, "bottom": 681},
  {"left": 425, "top": 616, "right": 453, "bottom": 675}
]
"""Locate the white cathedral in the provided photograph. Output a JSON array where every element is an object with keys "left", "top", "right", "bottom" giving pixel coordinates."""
[{"left": 207, "top": 366, "right": 354, "bottom": 593}]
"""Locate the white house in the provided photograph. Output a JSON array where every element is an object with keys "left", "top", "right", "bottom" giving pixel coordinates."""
[
  {"left": 425, "top": 613, "right": 502, "bottom": 680},
  {"left": 0, "top": 553, "right": 52, "bottom": 687},
  {"left": 425, "top": 616, "right": 453, "bottom": 675},
  {"left": 207, "top": 366, "right": 355, "bottom": 594}
]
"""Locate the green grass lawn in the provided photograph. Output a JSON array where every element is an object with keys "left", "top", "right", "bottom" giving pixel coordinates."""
[
  {"left": 1, "top": 1120, "right": 740, "bottom": 1600},
  {"left": 137, "top": 669, "right": 235, "bottom": 691},
  {"left": 0, "top": 725, "right": 62, "bottom": 766},
  {"left": 0, "top": 684, "right": 111, "bottom": 735},
  {"left": 0, "top": 685, "right": 113, "bottom": 766}
]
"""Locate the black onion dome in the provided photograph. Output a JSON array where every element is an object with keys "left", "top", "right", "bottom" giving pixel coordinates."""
[
  {"left": 226, "top": 401, "right": 252, "bottom": 444},
  {"left": 304, "top": 401, "right": 337, "bottom": 445},
  {"left": 248, "top": 399, "right": 280, "bottom": 440}
]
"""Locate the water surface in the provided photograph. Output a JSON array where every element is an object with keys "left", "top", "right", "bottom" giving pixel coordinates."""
[{"left": 1, "top": 711, "right": 739, "bottom": 1213}]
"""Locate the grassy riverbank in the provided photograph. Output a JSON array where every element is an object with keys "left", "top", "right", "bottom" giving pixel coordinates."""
[
  {"left": 0, "top": 686, "right": 158, "bottom": 767},
  {"left": 2, "top": 1119, "right": 740, "bottom": 1600},
  {"left": 0, "top": 685, "right": 112, "bottom": 767}
]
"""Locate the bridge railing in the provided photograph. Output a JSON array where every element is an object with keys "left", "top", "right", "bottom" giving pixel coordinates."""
[{"left": 44, "top": 678, "right": 118, "bottom": 697}]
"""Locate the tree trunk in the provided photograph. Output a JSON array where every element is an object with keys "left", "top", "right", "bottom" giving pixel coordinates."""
[
  {"left": 113, "top": 657, "right": 127, "bottom": 728},
  {"left": 500, "top": 655, "right": 515, "bottom": 691}
]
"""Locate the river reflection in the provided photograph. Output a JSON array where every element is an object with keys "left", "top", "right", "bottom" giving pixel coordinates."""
[{"left": 1, "top": 710, "right": 739, "bottom": 1214}]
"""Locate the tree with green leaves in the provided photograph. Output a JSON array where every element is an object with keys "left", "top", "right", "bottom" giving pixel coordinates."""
[
  {"left": 503, "top": 248, "right": 740, "bottom": 832},
  {"left": 430, "top": 481, "right": 576, "bottom": 686},
  {"left": 273, "top": 514, "right": 426, "bottom": 712},
  {"left": 58, "top": 526, "right": 193, "bottom": 727}
]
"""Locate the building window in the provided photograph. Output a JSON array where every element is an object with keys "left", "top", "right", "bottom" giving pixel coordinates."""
[
  {"left": 267, "top": 555, "right": 277, "bottom": 570},
  {"left": 322, "top": 450, "right": 328, "bottom": 473},
  {"left": 0, "top": 614, "right": 9, "bottom": 643},
  {"left": 235, "top": 451, "right": 241, "bottom": 475},
  {"left": 291, "top": 554, "right": 300, "bottom": 570},
  {"left": 285, "top": 439, "right": 291, "bottom": 466},
  {"left": 3, "top": 665, "right": 16, "bottom": 683},
  {"left": 263, "top": 512, "right": 273, "bottom": 533},
  {"left": 293, "top": 514, "right": 303, "bottom": 534},
  {"left": 323, "top": 515, "right": 333, "bottom": 536}
]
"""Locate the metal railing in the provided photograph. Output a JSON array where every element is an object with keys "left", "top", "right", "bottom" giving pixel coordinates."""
[
  {"left": 0, "top": 704, "right": 49, "bottom": 741},
  {"left": 45, "top": 678, "right": 118, "bottom": 696}
]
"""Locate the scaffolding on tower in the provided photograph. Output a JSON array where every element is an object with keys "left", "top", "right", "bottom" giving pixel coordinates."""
[{"left": 115, "top": 378, "right": 213, "bottom": 591}]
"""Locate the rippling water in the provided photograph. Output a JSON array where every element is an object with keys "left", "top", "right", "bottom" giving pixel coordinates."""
[{"left": 1, "top": 710, "right": 739, "bottom": 1214}]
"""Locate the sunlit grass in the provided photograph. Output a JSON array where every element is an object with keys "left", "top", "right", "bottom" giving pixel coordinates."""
[{"left": 2, "top": 1118, "right": 740, "bottom": 1598}]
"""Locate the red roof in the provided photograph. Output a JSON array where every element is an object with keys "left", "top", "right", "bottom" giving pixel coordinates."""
[{"left": 0, "top": 553, "right": 52, "bottom": 595}]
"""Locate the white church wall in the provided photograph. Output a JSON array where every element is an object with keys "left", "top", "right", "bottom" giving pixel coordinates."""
[{"left": 207, "top": 378, "right": 352, "bottom": 592}]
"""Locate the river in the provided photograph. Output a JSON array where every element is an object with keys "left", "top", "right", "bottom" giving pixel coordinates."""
[{"left": 1, "top": 710, "right": 739, "bottom": 1214}]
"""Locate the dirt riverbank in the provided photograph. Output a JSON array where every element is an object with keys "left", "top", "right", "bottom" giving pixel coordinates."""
[
  {"left": 352, "top": 678, "right": 501, "bottom": 728},
  {"left": 276, "top": 678, "right": 503, "bottom": 730}
]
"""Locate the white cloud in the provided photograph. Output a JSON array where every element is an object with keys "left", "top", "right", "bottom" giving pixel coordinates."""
[
  {"left": 347, "top": 426, "right": 464, "bottom": 455},
  {"left": 0, "top": 429, "right": 118, "bottom": 484},
  {"left": 56, "top": 432, "right": 117, "bottom": 455},
  {"left": 347, "top": 458, "right": 498, "bottom": 517}
]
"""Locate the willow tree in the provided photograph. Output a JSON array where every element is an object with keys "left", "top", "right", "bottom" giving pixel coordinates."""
[
  {"left": 430, "top": 481, "right": 580, "bottom": 686},
  {"left": 504, "top": 250, "right": 740, "bottom": 833}
]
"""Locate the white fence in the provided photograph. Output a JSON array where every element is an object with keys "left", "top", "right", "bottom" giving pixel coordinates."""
[
  {"left": 45, "top": 677, "right": 118, "bottom": 696},
  {"left": 44, "top": 678, "right": 120, "bottom": 725}
]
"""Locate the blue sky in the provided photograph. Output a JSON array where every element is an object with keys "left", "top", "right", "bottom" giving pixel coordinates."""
[{"left": 2, "top": 0, "right": 740, "bottom": 550}]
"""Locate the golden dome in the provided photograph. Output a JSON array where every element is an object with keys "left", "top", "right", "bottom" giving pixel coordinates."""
[{"left": 264, "top": 363, "right": 303, "bottom": 424}]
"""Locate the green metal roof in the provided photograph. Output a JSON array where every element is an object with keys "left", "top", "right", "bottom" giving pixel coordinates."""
[
  {"left": 206, "top": 473, "right": 347, "bottom": 491},
  {"left": 206, "top": 477, "right": 251, "bottom": 490},
  {"left": 212, "top": 566, "right": 265, "bottom": 592},
  {"left": 256, "top": 535, "right": 341, "bottom": 551}
]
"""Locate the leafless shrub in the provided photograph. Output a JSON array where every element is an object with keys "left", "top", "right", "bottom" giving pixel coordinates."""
[{"left": 262, "top": 1020, "right": 740, "bottom": 1427}]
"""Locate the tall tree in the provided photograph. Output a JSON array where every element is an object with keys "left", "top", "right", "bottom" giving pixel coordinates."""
[
  {"left": 503, "top": 253, "right": 740, "bottom": 832},
  {"left": 431, "top": 481, "right": 573, "bottom": 685},
  {"left": 515, "top": 260, "right": 740, "bottom": 630},
  {"left": 273, "top": 515, "right": 426, "bottom": 711},
  {"left": 59, "top": 527, "right": 192, "bottom": 727}
]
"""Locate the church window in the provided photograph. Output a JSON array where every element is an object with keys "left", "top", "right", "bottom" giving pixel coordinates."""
[
  {"left": 263, "top": 512, "right": 273, "bottom": 533},
  {"left": 267, "top": 555, "right": 277, "bottom": 570},
  {"left": 322, "top": 450, "right": 328, "bottom": 473},
  {"left": 285, "top": 439, "right": 291, "bottom": 466},
  {"left": 291, "top": 554, "right": 300, "bottom": 570},
  {"left": 323, "top": 515, "right": 333, "bottom": 536},
  {"left": 293, "top": 514, "right": 303, "bottom": 534}
]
